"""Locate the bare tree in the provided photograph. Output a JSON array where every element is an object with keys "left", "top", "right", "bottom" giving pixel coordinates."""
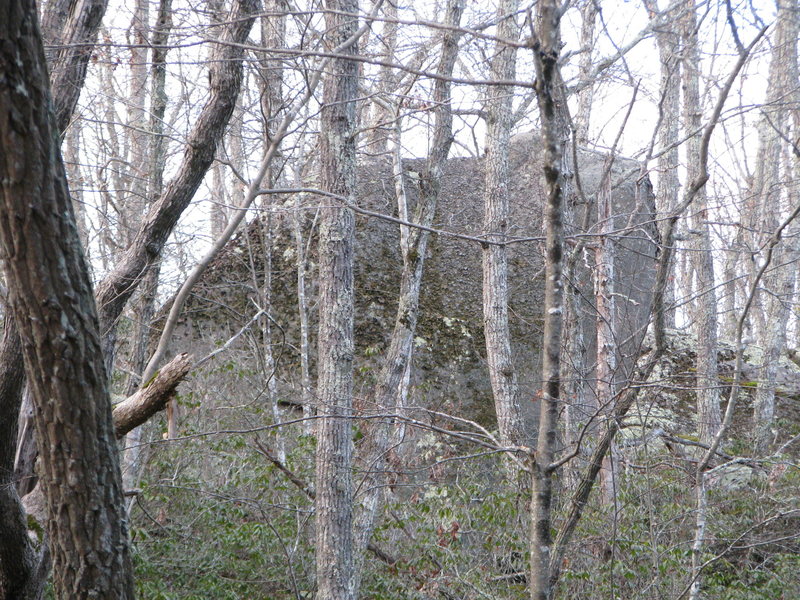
[
  {"left": 121, "top": 0, "right": 174, "bottom": 492},
  {"left": 0, "top": 2, "right": 133, "bottom": 597},
  {"left": 529, "top": 1, "right": 568, "bottom": 597},
  {"left": 94, "top": 0, "right": 258, "bottom": 358},
  {"left": 574, "top": 0, "right": 597, "bottom": 145},
  {"left": 482, "top": 0, "right": 526, "bottom": 452},
  {"left": 682, "top": 0, "right": 721, "bottom": 447},
  {"left": 352, "top": 0, "right": 464, "bottom": 592},
  {"left": 644, "top": 0, "right": 681, "bottom": 330},
  {"left": 750, "top": 0, "right": 799, "bottom": 455},
  {"left": 314, "top": 0, "right": 361, "bottom": 598}
]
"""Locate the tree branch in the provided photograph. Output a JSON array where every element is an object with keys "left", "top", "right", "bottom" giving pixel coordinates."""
[{"left": 112, "top": 353, "right": 194, "bottom": 439}]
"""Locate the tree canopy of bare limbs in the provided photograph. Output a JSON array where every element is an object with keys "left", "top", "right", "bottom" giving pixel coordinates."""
[{"left": 1, "top": 0, "right": 800, "bottom": 598}]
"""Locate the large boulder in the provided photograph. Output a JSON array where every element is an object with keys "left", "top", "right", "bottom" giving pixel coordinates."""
[{"left": 166, "top": 132, "right": 658, "bottom": 431}]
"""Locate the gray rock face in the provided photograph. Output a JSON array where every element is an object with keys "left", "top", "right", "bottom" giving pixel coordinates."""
[
  {"left": 621, "top": 328, "right": 800, "bottom": 463},
  {"left": 176, "top": 133, "right": 658, "bottom": 429}
]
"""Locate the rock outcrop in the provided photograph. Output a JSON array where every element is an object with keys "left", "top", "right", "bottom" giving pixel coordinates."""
[{"left": 165, "top": 133, "right": 658, "bottom": 430}]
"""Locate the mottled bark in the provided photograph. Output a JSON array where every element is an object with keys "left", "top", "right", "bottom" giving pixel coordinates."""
[
  {"left": 594, "top": 163, "right": 617, "bottom": 504},
  {"left": 482, "top": 0, "right": 525, "bottom": 451},
  {"left": 257, "top": 0, "right": 289, "bottom": 463},
  {"left": 314, "top": 0, "right": 360, "bottom": 598},
  {"left": 261, "top": 0, "right": 288, "bottom": 153},
  {"left": 0, "top": 2, "right": 134, "bottom": 596},
  {"left": 293, "top": 194, "right": 314, "bottom": 434},
  {"left": 574, "top": 0, "right": 596, "bottom": 145},
  {"left": 530, "top": 1, "right": 566, "bottom": 597},
  {"left": 123, "top": 0, "right": 150, "bottom": 247}
]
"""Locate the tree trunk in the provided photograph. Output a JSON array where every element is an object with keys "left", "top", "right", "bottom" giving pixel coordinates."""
[
  {"left": 314, "top": 1, "right": 360, "bottom": 598},
  {"left": 482, "top": 0, "right": 526, "bottom": 452},
  {"left": 751, "top": 0, "right": 799, "bottom": 455},
  {"left": 41, "top": 0, "right": 109, "bottom": 133},
  {"left": 257, "top": 0, "right": 289, "bottom": 463},
  {"left": 574, "top": 0, "right": 596, "bottom": 145},
  {"left": 351, "top": 1, "right": 464, "bottom": 594},
  {"left": 363, "top": 0, "right": 398, "bottom": 155},
  {"left": 0, "top": 2, "right": 134, "bottom": 595},
  {"left": 94, "top": 0, "right": 257, "bottom": 354},
  {"left": 645, "top": 0, "right": 681, "bottom": 330},
  {"left": 0, "top": 317, "right": 37, "bottom": 599},
  {"left": 594, "top": 162, "right": 618, "bottom": 505},
  {"left": 9, "top": 0, "right": 122, "bottom": 528},
  {"left": 293, "top": 192, "right": 315, "bottom": 434},
  {"left": 120, "top": 0, "right": 157, "bottom": 493},
  {"left": 530, "top": 1, "right": 567, "bottom": 596},
  {"left": 682, "top": 1, "right": 721, "bottom": 446}
]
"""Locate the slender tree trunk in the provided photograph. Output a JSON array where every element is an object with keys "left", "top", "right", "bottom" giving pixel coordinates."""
[
  {"left": 0, "top": 2, "right": 134, "bottom": 595},
  {"left": 121, "top": 0, "right": 172, "bottom": 493},
  {"left": 363, "top": 0, "right": 398, "bottom": 155},
  {"left": 752, "top": 0, "right": 799, "bottom": 455},
  {"left": 64, "top": 125, "right": 90, "bottom": 251},
  {"left": 293, "top": 191, "right": 315, "bottom": 435},
  {"left": 680, "top": 24, "right": 771, "bottom": 600},
  {"left": 645, "top": 0, "right": 681, "bottom": 330},
  {"left": 120, "top": 0, "right": 154, "bottom": 493},
  {"left": 574, "top": 0, "right": 596, "bottom": 146},
  {"left": 683, "top": 0, "right": 721, "bottom": 446},
  {"left": 482, "top": 0, "right": 525, "bottom": 452},
  {"left": 530, "top": 1, "right": 567, "bottom": 596},
  {"left": 594, "top": 162, "right": 618, "bottom": 505},
  {"left": 351, "top": 2, "right": 463, "bottom": 594},
  {"left": 210, "top": 0, "right": 242, "bottom": 238},
  {"left": 315, "top": 1, "right": 359, "bottom": 598},
  {"left": 257, "top": 0, "right": 289, "bottom": 463},
  {"left": 124, "top": 0, "right": 150, "bottom": 244}
]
